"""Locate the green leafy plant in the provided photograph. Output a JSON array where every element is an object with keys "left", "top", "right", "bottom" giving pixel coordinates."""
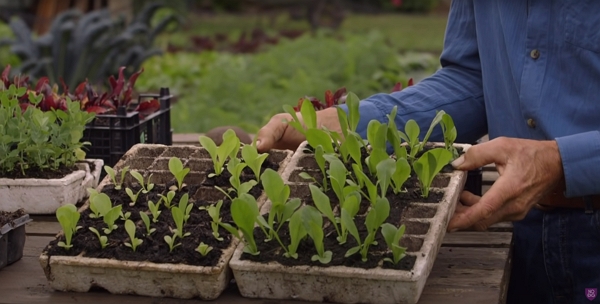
[
  {"left": 159, "top": 190, "right": 176, "bottom": 209},
  {"left": 440, "top": 112, "right": 459, "bottom": 158},
  {"left": 164, "top": 234, "right": 180, "bottom": 253},
  {"left": 89, "top": 193, "right": 112, "bottom": 219},
  {"left": 88, "top": 227, "right": 108, "bottom": 249},
  {"left": 176, "top": 193, "right": 193, "bottom": 224},
  {"left": 104, "top": 166, "right": 129, "bottom": 191},
  {"left": 147, "top": 200, "right": 162, "bottom": 223},
  {"left": 168, "top": 157, "right": 190, "bottom": 191},
  {"left": 220, "top": 193, "right": 261, "bottom": 255},
  {"left": 171, "top": 205, "right": 191, "bottom": 239},
  {"left": 55, "top": 204, "right": 81, "bottom": 250},
  {"left": 199, "top": 200, "right": 225, "bottom": 241},
  {"left": 399, "top": 111, "right": 445, "bottom": 163},
  {"left": 309, "top": 184, "right": 341, "bottom": 243},
  {"left": 195, "top": 242, "right": 213, "bottom": 257},
  {"left": 391, "top": 157, "right": 411, "bottom": 194},
  {"left": 283, "top": 207, "right": 307, "bottom": 259},
  {"left": 198, "top": 128, "right": 240, "bottom": 177},
  {"left": 345, "top": 197, "right": 390, "bottom": 262},
  {"left": 139, "top": 211, "right": 156, "bottom": 235},
  {"left": 413, "top": 148, "right": 454, "bottom": 197},
  {"left": 301, "top": 205, "right": 332, "bottom": 264},
  {"left": 381, "top": 223, "right": 407, "bottom": 265},
  {"left": 1, "top": 3, "right": 179, "bottom": 90},
  {"left": 102, "top": 205, "right": 123, "bottom": 234},
  {"left": 130, "top": 170, "right": 154, "bottom": 194},
  {"left": 260, "top": 169, "right": 301, "bottom": 241},
  {"left": 226, "top": 157, "right": 257, "bottom": 197},
  {"left": 119, "top": 211, "right": 131, "bottom": 221},
  {"left": 124, "top": 219, "right": 143, "bottom": 252},
  {"left": 240, "top": 144, "right": 268, "bottom": 183},
  {"left": 125, "top": 187, "right": 142, "bottom": 207}
]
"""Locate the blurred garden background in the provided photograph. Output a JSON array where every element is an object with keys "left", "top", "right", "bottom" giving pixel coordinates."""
[{"left": 0, "top": 0, "right": 449, "bottom": 134}]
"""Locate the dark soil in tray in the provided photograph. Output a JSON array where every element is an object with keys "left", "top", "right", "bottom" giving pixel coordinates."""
[
  {"left": 0, "top": 209, "right": 26, "bottom": 227},
  {"left": 44, "top": 167, "right": 266, "bottom": 267},
  {"left": 0, "top": 165, "right": 77, "bottom": 180}
]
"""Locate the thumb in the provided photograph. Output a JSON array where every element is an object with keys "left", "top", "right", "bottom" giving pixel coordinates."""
[
  {"left": 255, "top": 113, "right": 292, "bottom": 153},
  {"left": 451, "top": 139, "right": 503, "bottom": 171}
]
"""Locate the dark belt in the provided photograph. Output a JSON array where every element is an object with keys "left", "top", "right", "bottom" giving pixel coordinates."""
[{"left": 535, "top": 191, "right": 600, "bottom": 211}]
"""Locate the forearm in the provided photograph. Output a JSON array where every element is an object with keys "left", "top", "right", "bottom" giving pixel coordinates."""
[{"left": 555, "top": 131, "right": 600, "bottom": 197}]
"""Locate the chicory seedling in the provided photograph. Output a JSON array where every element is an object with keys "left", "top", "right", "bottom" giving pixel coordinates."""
[
  {"left": 171, "top": 206, "right": 191, "bottom": 239},
  {"left": 440, "top": 112, "right": 458, "bottom": 158},
  {"left": 199, "top": 128, "right": 240, "bottom": 177},
  {"left": 391, "top": 157, "right": 411, "bottom": 194},
  {"left": 227, "top": 157, "right": 257, "bottom": 197},
  {"left": 195, "top": 242, "right": 213, "bottom": 257},
  {"left": 261, "top": 168, "right": 301, "bottom": 240},
  {"left": 241, "top": 144, "right": 268, "bottom": 183},
  {"left": 376, "top": 158, "right": 396, "bottom": 198},
  {"left": 148, "top": 200, "right": 162, "bottom": 223},
  {"left": 381, "top": 223, "right": 407, "bottom": 265},
  {"left": 139, "top": 211, "right": 156, "bottom": 235},
  {"left": 89, "top": 227, "right": 108, "bottom": 249},
  {"left": 56, "top": 204, "right": 80, "bottom": 250},
  {"left": 103, "top": 165, "right": 129, "bottom": 190},
  {"left": 413, "top": 148, "right": 454, "bottom": 197},
  {"left": 177, "top": 193, "right": 193, "bottom": 223},
  {"left": 309, "top": 184, "right": 341, "bottom": 242},
  {"left": 102, "top": 205, "right": 122, "bottom": 234},
  {"left": 168, "top": 157, "right": 190, "bottom": 191},
  {"left": 119, "top": 211, "right": 131, "bottom": 221},
  {"left": 89, "top": 192, "right": 112, "bottom": 218},
  {"left": 159, "top": 190, "right": 176, "bottom": 209},
  {"left": 220, "top": 193, "right": 261, "bottom": 255},
  {"left": 302, "top": 205, "right": 332, "bottom": 264},
  {"left": 125, "top": 187, "right": 142, "bottom": 207},
  {"left": 351, "top": 163, "right": 378, "bottom": 205},
  {"left": 345, "top": 197, "right": 390, "bottom": 262},
  {"left": 129, "top": 170, "right": 154, "bottom": 194},
  {"left": 386, "top": 106, "right": 408, "bottom": 159},
  {"left": 283, "top": 99, "right": 318, "bottom": 136},
  {"left": 124, "top": 219, "right": 143, "bottom": 252},
  {"left": 164, "top": 234, "right": 180, "bottom": 252},
  {"left": 199, "top": 200, "right": 225, "bottom": 241},
  {"left": 283, "top": 207, "right": 307, "bottom": 259}
]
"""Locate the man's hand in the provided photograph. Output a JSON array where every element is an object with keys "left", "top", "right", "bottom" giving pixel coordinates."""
[
  {"left": 255, "top": 107, "right": 340, "bottom": 152},
  {"left": 447, "top": 137, "right": 564, "bottom": 232}
]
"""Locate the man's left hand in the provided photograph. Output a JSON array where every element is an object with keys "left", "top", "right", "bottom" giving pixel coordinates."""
[{"left": 447, "top": 137, "right": 564, "bottom": 232}]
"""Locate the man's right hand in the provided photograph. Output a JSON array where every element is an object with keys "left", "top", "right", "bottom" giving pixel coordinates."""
[{"left": 255, "top": 107, "right": 341, "bottom": 152}]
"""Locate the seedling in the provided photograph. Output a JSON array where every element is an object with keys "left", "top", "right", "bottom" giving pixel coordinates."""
[
  {"left": 345, "top": 197, "right": 390, "bottom": 262},
  {"left": 102, "top": 205, "right": 122, "bottom": 234},
  {"left": 391, "top": 157, "right": 411, "bottom": 194},
  {"left": 283, "top": 98, "right": 318, "bottom": 136},
  {"left": 199, "top": 128, "right": 240, "bottom": 177},
  {"left": 302, "top": 205, "right": 332, "bottom": 264},
  {"left": 365, "top": 120, "right": 389, "bottom": 175},
  {"left": 283, "top": 207, "right": 307, "bottom": 259},
  {"left": 399, "top": 111, "right": 445, "bottom": 163},
  {"left": 220, "top": 193, "right": 261, "bottom": 255},
  {"left": 227, "top": 157, "right": 257, "bottom": 197},
  {"left": 351, "top": 163, "right": 378, "bottom": 205},
  {"left": 309, "top": 184, "right": 340, "bottom": 242},
  {"left": 89, "top": 193, "right": 112, "bottom": 218},
  {"left": 381, "top": 223, "right": 407, "bottom": 265},
  {"left": 56, "top": 204, "right": 81, "bottom": 250},
  {"left": 440, "top": 112, "right": 459, "bottom": 158},
  {"left": 124, "top": 219, "right": 143, "bottom": 252},
  {"left": 159, "top": 190, "right": 176, "bottom": 209},
  {"left": 323, "top": 154, "right": 360, "bottom": 209},
  {"left": 125, "top": 187, "right": 142, "bottom": 206},
  {"left": 195, "top": 242, "right": 213, "bottom": 257},
  {"left": 139, "top": 211, "right": 156, "bottom": 235},
  {"left": 387, "top": 106, "right": 407, "bottom": 159},
  {"left": 168, "top": 157, "right": 190, "bottom": 191},
  {"left": 164, "top": 234, "right": 180, "bottom": 253},
  {"left": 129, "top": 170, "right": 154, "bottom": 194},
  {"left": 103, "top": 165, "right": 129, "bottom": 190},
  {"left": 89, "top": 227, "right": 108, "bottom": 249},
  {"left": 171, "top": 206, "right": 191, "bottom": 239},
  {"left": 148, "top": 200, "right": 162, "bottom": 223},
  {"left": 119, "top": 211, "right": 131, "bottom": 221},
  {"left": 413, "top": 148, "right": 453, "bottom": 197},
  {"left": 262, "top": 169, "right": 302, "bottom": 238},
  {"left": 177, "top": 193, "right": 193, "bottom": 223},
  {"left": 199, "top": 200, "right": 225, "bottom": 241},
  {"left": 241, "top": 144, "right": 268, "bottom": 183}
]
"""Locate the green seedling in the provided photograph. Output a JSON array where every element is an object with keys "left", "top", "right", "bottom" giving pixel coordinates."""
[
  {"left": 413, "top": 148, "right": 454, "bottom": 197},
  {"left": 164, "top": 234, "right": 180, "bottom": 253},
  {"left": 125, "top": 187, "right": 143, "bottom": 206},
  {"left": 89, "top": 192, "right": 112, "bottom": 218},
  {"left": 241, "top": 144, "right": 268, "bottom": 183},
  {"left": 351, "top": 163, "right": 378, "bottom": 205},
  {"left": 119, "top": 211, "right": 131, "bottom": 221},
  {"left": 440, "top": 112, "right": 459, "bottom": 158},
  {"left": 345, "top": 197, "right": 390, "bottom": 262},
  {"left": 199, "top": 200, "right": 225, "bottom": 241},
  {"left": 261, "top": 169, "right": 301, "bottom": 241},
  {"left": 302, "top": 205, "right": 332, "bottom": 264},
  {"left": 219, "top": 193, "right": 261, "bottom": 255},
  {"left": 168, "top": 157, "right": 190, "bottom": 191},
  {"left": 387, "top": 106, "right": 408, "bottom": 159},
  {"left": 139, "top": 211, "right": 156, "bottom": 235},
  {"left": 309, "top": 184, "right": 340, "bottom": 242},
  {"left": 227, "top": 157, "right": 257, "bottom": 197},
  {"left": 195, "top": 242, "right": 213, "bottom": 257},
  {"left": 283, "top": 98, "right": 318, "bottom": 136},
  {"left": 89, "top": 227, "right": 108, "bottom": 249},
  {"left": 102, "top": 205, "right": 122, "bottom": 234},
  {"left": 171, "top": 206, "right": 191, "bottom": 239},
  {"left": 199, "top": 128, "right": 240, "bottom": 177},
  {"left": 56, "top": 204, "right": 80, "bottom": 250},
  {"left": 391, "top": 157, "right": 411, "bottom": 194},
  {"left": 381, "top": 223, "right": 407, "bottom": 265},
  {"left": 129, "top": 170, "right": 154, "bottom": 194},
  {"left": 148, "top": 200, "right": 162, "bottom": 223},
  {"left": 103, "top": 165, "right": 129, "bottom": 190},
  {"left": 159, "top": 190, "right": 176, "bottom": 209},
  {"left": 124, "top": 219, "right": 143, "bottom": 252},
  {"left": 376, "top": 158, "right": 396, "bottom": 198},
  {"left": 283, "top": 207, "right": 307, "bottom": 259}
]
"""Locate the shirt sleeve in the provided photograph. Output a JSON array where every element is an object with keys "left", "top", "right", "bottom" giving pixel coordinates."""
[
  {"left": 338, "top": 0, "right": 487, "bottom": 144},
  {"left": 555, "top": 131, "right": 600, "bottom": 197}
]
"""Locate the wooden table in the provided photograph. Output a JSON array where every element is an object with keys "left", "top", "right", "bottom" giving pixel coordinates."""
[{"left": 1, "top": 136, "right": 510, "bottom": 303}]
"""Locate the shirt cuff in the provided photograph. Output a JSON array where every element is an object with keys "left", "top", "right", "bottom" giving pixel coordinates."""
[
  {"left": 337, "top": 96, "right": 388, "bottom": 138},
  {"left": 555, "top": 131, "right": 600, "bottom": 197}
]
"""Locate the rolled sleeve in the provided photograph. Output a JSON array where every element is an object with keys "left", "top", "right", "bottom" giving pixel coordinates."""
[{"left": 555, "top": 131, "right": 600, "bottom": 197}]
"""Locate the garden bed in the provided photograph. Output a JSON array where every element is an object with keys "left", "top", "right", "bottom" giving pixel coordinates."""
[{"left": 40, "top": 143, "right": 292, "bottom": 299}]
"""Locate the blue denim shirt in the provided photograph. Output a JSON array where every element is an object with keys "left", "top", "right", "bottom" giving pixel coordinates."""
[{"left": 341, "top": 0, "right": 600, "bottom": 198}]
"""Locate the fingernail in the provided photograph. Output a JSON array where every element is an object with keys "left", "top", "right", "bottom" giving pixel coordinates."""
[
  {"left": 255, "top": 140, "right": 261, "bottom": 147},
  {"left": 451, "top": 155, "right": 464, "bottom": 168},
  {"left": 448, "top": 228, "right": 459, "bottom": 233}
]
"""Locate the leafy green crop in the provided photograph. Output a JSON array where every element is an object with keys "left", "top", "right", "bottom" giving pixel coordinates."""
[
  {"left": 302, "top": 205, "right": 332, "bottom": 264},
  {"left": 381, "top": 223, "right": 407, "bottom": 265},
  {"left": 56, "top": 204, "right": 81, "bottom": 250},
  {"left": 124, "top": 219, "right": 143, "bottom": 252},
  {"left": 195, "top": 242, "right": 213, "bottom": 257},
  {"left": 168, "top": 157, "right": 190, "bottom": 191},
  {"left": 199, "top": 128, "right": 240, "bottom": 177},
  {"left": 413, "top": 148, "right": 454, "bottom": 197},
  {"left": 220, "top": 193, "right": 261, "bottom": 255},
  {"left": 104, "top": 166, "right": 129, "bottom": 191},
  {"left": 89, "top": 227, "right": 108, "bottom": 249},
  {"left": 240, "top": 144, "right": 268, "bottom": 183},
  {"left": 261, "top": 169, "right": 301, "bottom": 241}
]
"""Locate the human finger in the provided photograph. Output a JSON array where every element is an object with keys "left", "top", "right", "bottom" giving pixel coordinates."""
[{"left": 451, "top": 137, "right": 510, "bottom": 171}]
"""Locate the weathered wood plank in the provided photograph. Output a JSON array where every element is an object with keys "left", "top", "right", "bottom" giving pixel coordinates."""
[{"left": 442, "top": 232, "right": 512, "bottom": 248}]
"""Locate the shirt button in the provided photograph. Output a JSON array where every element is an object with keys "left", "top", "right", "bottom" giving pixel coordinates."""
[
  {"left": 527, "top": 118, "right": 536, "bottom": 128},
  {"left": 530, "top": 49, "right": 540, "bottom": 59}
]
